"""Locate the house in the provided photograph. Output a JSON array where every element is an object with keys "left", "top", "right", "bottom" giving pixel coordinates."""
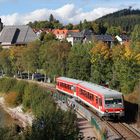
[
  {"left": 33, "top": 29, "right": 52, "bottom": 37},
  {"left": 0, "top": 25, "right": 38, "bottom": 48},
  {"left": 115, "top": 35, "right": 130, "bottom": 45},
  {"left": 81, "top": 29, "right": 94, "bottom": 43},
  {"left": 66, "top": 31, "right": 83, "bottom": 46},
  {"left": 52, "top": 29, "right": 68, "bottom": 40},
  {"left": 66, "top": 29, "right": 94, "bottom": 45},
  {"left": 93, "top": 35, "right": 114, "bottom": 48},
  {"left": 52, "top": 29, "right": 80, "bottom": 41}
]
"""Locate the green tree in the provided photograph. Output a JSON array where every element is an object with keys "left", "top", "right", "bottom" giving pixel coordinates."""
[
  {"left": 49, "top": 14, "right": 55, "bottom": 22},
  {"left": 67, "top": 43, "right": 92, "bottom": 81},
  {"left": 0, "top": 49, "right": 12, "bottom": 76},
  {"left": 107, "top": 26, "right": 122, "bottom": 35},
  {"left": 43, "top": 32, "right": 56, "bottom": 42},
  {"left": 90, "top": 42, "right": 112, "bottom": 84},
  {"left": 65, "top": 23, "right": 73, "bottom": 30},
  {"left": 40, "top": 41, "right": 71, "bottom": 80},
  {"left": 21, "top": 41, "right": 41, "bottom": 77},
  {"left": 92, "top": 22, "right": 99, "bottom": 34},
  {"left": 112, "top": 44, "right": 140, "bottom": 93},
  {"left": 131, "top": 24, "right": 140, "bottom": 42}
]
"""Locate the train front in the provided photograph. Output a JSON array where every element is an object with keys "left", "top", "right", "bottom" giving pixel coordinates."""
[{"left": 103, "top": 93, "right": 125, "bottom": 118}]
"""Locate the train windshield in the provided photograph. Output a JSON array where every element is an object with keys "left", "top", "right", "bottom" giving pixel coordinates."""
[{"left": 105, "top": 98, "right": 122, "bottom": 105}]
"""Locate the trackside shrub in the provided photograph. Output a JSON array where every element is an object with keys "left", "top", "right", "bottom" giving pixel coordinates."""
[
  {"left": 13, "top": 80, "right": 29, "bottom": 105},
  {"left": 0, "top": 78, "right": 17, "bottom": 93}
]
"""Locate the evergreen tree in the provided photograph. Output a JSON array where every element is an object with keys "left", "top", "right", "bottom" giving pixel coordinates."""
[{"left": 49, "top": 14, "right": 55, "bottom": 22}]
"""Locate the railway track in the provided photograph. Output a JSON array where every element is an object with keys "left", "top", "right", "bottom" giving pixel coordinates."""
[
  {"left": 104, "top": 120, "right": 140, "bottom": 140},
  {"left": 78, "top": 101, "right": 140, "bottom": 140}
]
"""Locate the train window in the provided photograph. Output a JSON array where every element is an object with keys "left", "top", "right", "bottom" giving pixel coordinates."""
[
  {"left": 113, "top": 99, "right": 122, "bottom": 104},
  {"left": 105, "top": 98, "right": 122, "bottom": 105},
  {"left": 90, "top": 94, "right": 93, "bottom": 101},
  {"left": 96, "top": 97, "right": 98, "bottom": 104},
  {"left": 87, "top": 92, "right": 90, "bottom": 99},
  {"left": 99, "top": 98, "right": 102, "bottom": 106}
]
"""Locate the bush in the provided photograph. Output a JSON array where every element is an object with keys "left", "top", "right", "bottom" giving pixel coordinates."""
[
  {"left": 13, "top": 80, "right": 28, "bottom": 105},
  {"left": 0, "top": 78, "right": 17, "bottom": 93}
]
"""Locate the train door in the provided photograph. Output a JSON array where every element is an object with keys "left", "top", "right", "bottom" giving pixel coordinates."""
[{"left": 71, "top": 85, "right": 76, "bottom": 96}]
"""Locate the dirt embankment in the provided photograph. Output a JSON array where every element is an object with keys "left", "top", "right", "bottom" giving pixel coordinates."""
[{"left": 0, "top": 97, "right": 34, "bottom": 127}]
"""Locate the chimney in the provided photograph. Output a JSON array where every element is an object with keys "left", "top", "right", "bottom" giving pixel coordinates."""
[{"left": 0, "top": 18, "right": 3, "bottom": 32}]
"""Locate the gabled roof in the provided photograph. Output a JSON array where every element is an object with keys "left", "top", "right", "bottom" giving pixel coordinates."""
[
  {"left": 52, "top": 29, "right": 68, "bottom": 35},
  {"left": 94, "top": 35, "right": 113, "bottom": 42},
  {"left": 67, "top": 31, "right": 83, "bottom": 38},
  {"left": 81, "top": 29, "right": 94, "bottom": 36},
  {"left": 120, "top": 35, "right": 130, "bottom": 41},
  {"left": 0, "top": 25, "right": 38, "bottom": 45}
]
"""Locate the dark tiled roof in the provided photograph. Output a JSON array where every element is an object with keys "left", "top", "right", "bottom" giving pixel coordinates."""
[
  {"left": 94, "top": 35, "right": 113, "bottom": 42},
  {"left": 67, "top": 31, "right": 83, "bottom": 38},
  {"left": 0, "top": 25, "right": 38, "bottom": 45},
  {"left": 120, "top": 35, "right": 130, "bottom": 41},
  {"left": 81, "top": 29, "right": 94, "bottom": 36}
]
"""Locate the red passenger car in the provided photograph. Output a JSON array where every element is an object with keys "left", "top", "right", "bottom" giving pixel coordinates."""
[{"left": 56, "top": 77, "right": 124, "bottom": 118}]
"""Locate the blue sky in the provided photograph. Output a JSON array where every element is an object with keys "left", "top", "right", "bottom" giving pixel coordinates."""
[{"left": 0, "top": 0, "right": 139, "bottom": 25}]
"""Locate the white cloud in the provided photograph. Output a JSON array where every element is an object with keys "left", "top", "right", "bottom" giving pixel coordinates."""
[{"left": 0, "top": 4, "right": 118, "bottom": 25}]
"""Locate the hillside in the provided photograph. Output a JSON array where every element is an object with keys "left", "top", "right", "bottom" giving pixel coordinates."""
[
  {"left": 28, "top": 8, "right": 140, "bottom": 35},
  {"left": 95, "top": 8, "right": 140, "bottom": 33}
]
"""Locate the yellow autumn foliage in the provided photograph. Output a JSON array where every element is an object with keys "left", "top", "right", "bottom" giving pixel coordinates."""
[
  {"left": 124, "top": 46, "right": 132, "bottom": 59},
  {"left": 90, "top": 41, "right": 110, "bottom": 63}
]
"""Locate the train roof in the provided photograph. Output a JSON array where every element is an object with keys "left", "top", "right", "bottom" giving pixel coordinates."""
[
  {"left": 57, "top": 77, "right": 122, "bottom": 97},
  {"left": 79, "top": 82, "right": 122, "bottom": 97},
  {"left": 56, "top": 77, "right": 82, "bottom": 84}
]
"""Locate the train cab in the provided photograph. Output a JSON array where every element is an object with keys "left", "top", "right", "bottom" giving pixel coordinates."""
[{"left": 103, "top": 94, "right": 124, "bottom": 118}]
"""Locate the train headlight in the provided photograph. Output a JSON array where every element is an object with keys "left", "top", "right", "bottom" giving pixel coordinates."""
[{"left": 105, "top": 110, "right": 108, "bottom": 113}]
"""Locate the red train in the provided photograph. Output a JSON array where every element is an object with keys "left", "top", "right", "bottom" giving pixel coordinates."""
[{"left": 56, "top": 77, "right": 124, "bottom": 118}]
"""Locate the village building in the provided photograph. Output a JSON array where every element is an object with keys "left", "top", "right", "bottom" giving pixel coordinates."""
[
  {"left": 66, "top": 31, "right": 83, "bottom": 46},
  {"left": 0, "top": 24, "right": 38, "bottom": 48},
  {"left": 93, "top": 34, "right": 114, "bottom": 48},
  {"left": 115, "top": 35, "right": 130, "bottom": 45}
]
